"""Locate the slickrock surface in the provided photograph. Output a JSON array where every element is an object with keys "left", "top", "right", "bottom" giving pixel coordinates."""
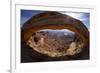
[
  {"left": 27, "top": 30, "right": 83, "bottom": 57},
  {"left": 21, "top": 11, "right": 89, "bottom": 62}
]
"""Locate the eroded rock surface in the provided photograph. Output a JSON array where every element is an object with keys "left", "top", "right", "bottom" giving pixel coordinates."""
[
  {"left": 21, "top": 11, "right": 89, "bottom": 62},
  {"left": 27, "top": 29, "right": 84, "bottom": 57}
]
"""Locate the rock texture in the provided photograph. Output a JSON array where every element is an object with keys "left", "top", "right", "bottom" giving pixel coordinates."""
[
  {"left": 21, "top": 11, "right": 89, "bottom": 62},
  {"left": 27, "top": 30, "right": 83, "bottom": 57}
]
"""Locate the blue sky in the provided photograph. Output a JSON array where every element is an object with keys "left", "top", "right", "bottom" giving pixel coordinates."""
[{"left": 21, "top": 10, "right": 90, "bottom": 29}]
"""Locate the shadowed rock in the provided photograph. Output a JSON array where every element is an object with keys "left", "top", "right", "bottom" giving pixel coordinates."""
[{"left": 21, "top": 11, "right": 89, "bottom": 62}]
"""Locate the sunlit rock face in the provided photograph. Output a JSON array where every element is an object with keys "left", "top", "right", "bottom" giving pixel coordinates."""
[
  {"left": 27, "top": 29, "right": 84, "bottom": 57},
  {"left": 21, "top": 11, "right": 89, "bottom": 59}
]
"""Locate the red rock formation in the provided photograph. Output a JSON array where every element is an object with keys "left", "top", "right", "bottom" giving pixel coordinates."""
[{"left": 21, "top": 11, "right": 89, "bottom": 57}]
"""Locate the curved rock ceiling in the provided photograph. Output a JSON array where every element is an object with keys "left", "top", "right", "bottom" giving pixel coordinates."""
[{"left": 21, "top": 11, "right": 89, "bottom": 58}]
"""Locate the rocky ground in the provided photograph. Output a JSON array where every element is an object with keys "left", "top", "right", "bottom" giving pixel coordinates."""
[{"left": 21, "top": 30, "right": 89, "bottom": 63}]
